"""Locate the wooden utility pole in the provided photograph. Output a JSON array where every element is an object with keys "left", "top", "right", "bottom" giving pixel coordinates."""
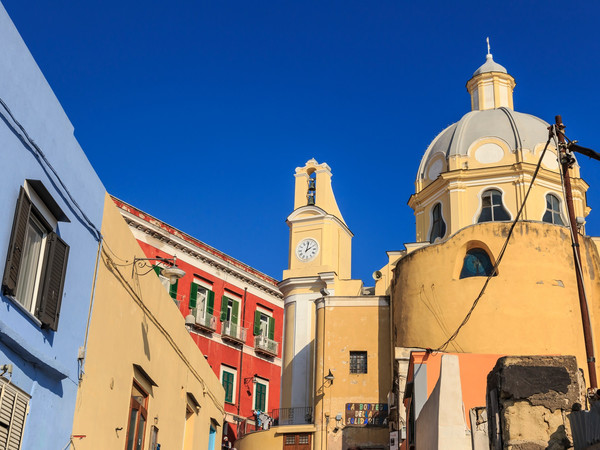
[{"left": 555, "top": 115, "right": 598, "bottom": 390}]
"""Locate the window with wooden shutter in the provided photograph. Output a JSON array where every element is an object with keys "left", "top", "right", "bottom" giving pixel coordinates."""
[
  {"left": 0, "top": 378, "right": 30, "bottom": 450},
  {"left": 206, "top": 290, "right": 215, "bottom": 315},
  {"left": 36, "top": 232, "right": 69, "bottom": 331},
  {"left": 220, "top": 366, "right": 236, "bottom": 404},
  {"left": 169, "top": 279, "right": 178, "bottom": 300},
  {"left": 220, "top": 296, "right": 229, "bottom": 322},
  {"left": 254, "top": 381, "right": 267, "bottom": 411},
  {"left": 268, "top": 316, "right": 275, "bottom": 340},
  {"left": 253, "top": 311, "right": 261, "bottom": 335},
  {"left": 2, "top": 188, "right": 32, "bottom": 297},
  {"left": 189, "top": 282, "right": 198, "bottom": 309},
  {"left": 2, "top": 185, "right": 70, "bottom": 331}
]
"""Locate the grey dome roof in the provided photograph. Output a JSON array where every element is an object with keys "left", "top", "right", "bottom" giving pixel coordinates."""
[
  {"left": 473, "top": 54, "right": 507, "bottom": 76},
  {"left": 417, "top": 107, "right": 552, "bottom": 182}
]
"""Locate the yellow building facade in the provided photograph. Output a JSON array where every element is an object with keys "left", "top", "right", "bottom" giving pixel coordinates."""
[
  {"left": 385, "top": 51, "right": 600, "bottom": 437},
  {"left": 72, "top": 194, "right": 225, "bottom": 449},
  {"left": 237, "top": 159, "right": 392, "bottom": 450},
  {"left": 241, "top": 50, "right": 600, "bottom": 450}
]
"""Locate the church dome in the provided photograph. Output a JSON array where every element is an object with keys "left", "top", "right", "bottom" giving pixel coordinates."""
[
  {"left": 416, "top": 107, "right": 552, "bottom": 184},
  {"left": 472, "top": 53, "right": 507, "bottom": 76}
]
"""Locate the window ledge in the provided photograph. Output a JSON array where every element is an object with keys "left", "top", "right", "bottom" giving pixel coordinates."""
[
  {"left": 0, "top": 313, "right": 69, "bottom": 380},
  {"left": 3, "top": 295, "right": 43, "bottom": 328}
]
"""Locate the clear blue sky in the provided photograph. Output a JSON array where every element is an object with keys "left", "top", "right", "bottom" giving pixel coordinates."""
[{"left": 5, "top": 0, "right": 600, "bottom": 283}]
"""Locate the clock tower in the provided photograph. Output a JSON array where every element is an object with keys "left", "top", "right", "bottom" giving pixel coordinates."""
[{"left": 279, "top": 159, "right": 362, "bottom": 412}]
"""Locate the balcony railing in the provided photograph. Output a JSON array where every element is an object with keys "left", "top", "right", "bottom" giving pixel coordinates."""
[
  {"left": 221, "top": 320, "right": 247, "bottom": 343},
  {"left": 190, "top": 308, "right": 217, "bottom": 332},
  {"left": 271, "top": 407, "right": 313, "bottom": 426},
  {"left": 254, "top": 335, "right": 278, "bottom": 356},
  {"left": 171, "top": 293, "right": 186, "bottom": 308}
]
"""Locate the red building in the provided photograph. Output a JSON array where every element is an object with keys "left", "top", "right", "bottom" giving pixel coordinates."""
[{"left": 112, "top": 197, "right": 283, "bottom": 440}]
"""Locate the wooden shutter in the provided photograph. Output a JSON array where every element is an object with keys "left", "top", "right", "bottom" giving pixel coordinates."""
[
  {"left": 189, "top": 282, "right": 198, "bottom": 308},
  {"left": 220, "top": 296, "right": 228, "bottom": 322},
  {"left": 206, "top": 290, "right": 215, "bottom": 315},
  {"left": 36, "top": 232, "right": 69, "bottom": 331},
  {"left": 2, "top": 188, "right": 32, "bottom": 296},
  {"left": 255, "top": 383, "right": 266, "bottom": 410},
  {"left": 232, "top": 299, "right": 239, "bottom": 325},
  {"left": 253, "top": 311, "right": 261, "bottom": 335},
  {"left": 0, "top": 380, "right": 30, "bottom": 450},
  {"left": 222, "top": 372, "right": 234, "bottom": 403},
  {"left": 268, "top": 316, "right": 275, "bottom": 340},
  {"left": 169, "top": 279, "right": 178, "bottom": 300}
]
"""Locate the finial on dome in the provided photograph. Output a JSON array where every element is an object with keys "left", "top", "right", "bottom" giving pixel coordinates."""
[{"left": 486, "top": 37, "right": 491, "bottom": 57}]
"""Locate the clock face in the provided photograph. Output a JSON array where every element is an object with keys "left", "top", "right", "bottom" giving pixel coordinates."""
[{"left": 295, "top": 238, "right": 319, "bottom": 262}]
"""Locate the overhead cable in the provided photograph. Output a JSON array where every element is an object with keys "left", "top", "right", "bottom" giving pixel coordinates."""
[
  {"left": 0, "top": 96, "right": 102, "bottom": 241},
  {"left": 433, "top": 127, "right": 555, "bottom": 352}
]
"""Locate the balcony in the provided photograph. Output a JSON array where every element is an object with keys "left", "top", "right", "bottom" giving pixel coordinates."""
[
  {"left": 171, "top": 293, "right": 186, "bottom": 308},
  {"left": 190, "top": 308, "right": 217, "bottom": 332},
  {"left": 254, "top": 335, "right": 278, "bottom": 357},
  {"left": 271, "top": 407, "right": 313, "bottom": 426},
  {"left": 221, "top": 320, "right": 247, "bottom": 344}
]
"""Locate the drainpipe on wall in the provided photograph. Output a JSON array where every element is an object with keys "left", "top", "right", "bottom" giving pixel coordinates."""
[{"left": 237, "top": 288, "right": 248, "bottom": 422}]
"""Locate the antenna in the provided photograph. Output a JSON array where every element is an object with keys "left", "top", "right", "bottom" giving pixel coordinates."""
[{"left": 486, "top": 37, "right": 491, "bottom": 55}]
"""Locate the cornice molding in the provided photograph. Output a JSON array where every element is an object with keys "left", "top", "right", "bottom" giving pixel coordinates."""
[{"left": 123, "top": 212, "right": 283, "bottom": 299}]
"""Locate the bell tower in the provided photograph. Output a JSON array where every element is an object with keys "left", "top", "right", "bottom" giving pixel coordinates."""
[{"left": 279, "top": 159, "right": 361, "bottom": 412}]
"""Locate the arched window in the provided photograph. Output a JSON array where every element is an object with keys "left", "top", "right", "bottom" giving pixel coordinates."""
[
  {"left": 460, "top": 248, "right": 496, "bottom": 279},
  {"left": 429, "top": 203, "right": 446, "bottom": 243},
  {"left": 542, "top": 194, "right": 565, "bottom": 226},
  {"left": 477, "top": 189, "right": 510, "bottom": 223}
]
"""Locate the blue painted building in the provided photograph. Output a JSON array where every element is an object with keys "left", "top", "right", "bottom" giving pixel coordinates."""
[{"left": 0, "top": 2, "right": 106, "bottom": 448}]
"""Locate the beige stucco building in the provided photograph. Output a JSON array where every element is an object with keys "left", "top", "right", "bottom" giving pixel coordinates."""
[
  {"left": 240, "top": 49, "right": 600, "bottom": 450},
  {"left": 380, "top": 51, "right": 600, "bottom": 441},
  {"left": 236, "top": 159, "right": 392, "bottom": 450},
  {"left": 72, "top": 194, "right": 225, "bottom": 449}
]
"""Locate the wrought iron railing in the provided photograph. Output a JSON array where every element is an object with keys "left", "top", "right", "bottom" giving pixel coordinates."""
[
  {"left": 221, "top": 320, "right": 247, "bottom": 343},
  {"left": 190, "top": 308, "right": 217, "bottom": 331},
  {"left": 254, "top": 335, "right": 278, "bottom": 356},
  {"left": 271, "top": 407, "right": 313, "bottom": 426}
]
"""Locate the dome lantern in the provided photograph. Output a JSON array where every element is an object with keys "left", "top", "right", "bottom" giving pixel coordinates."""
[{"left": 466, "top": 40, "right": 516, "bottom": 111}]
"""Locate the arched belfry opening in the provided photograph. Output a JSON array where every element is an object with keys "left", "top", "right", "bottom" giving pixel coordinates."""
[{"left": 307, "top": 169, "right": 316, "bottom": 205}]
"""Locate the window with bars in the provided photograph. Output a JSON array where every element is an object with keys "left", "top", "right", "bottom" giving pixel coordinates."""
[
  {"left": 0, "top": 378, "right": 30, "bottom": 450},
  {"left": 221, "top": 369, "right": 235, "bottom": 404},
  {"left": 350, "top": 351, "right": 368, "bottom": 374}
]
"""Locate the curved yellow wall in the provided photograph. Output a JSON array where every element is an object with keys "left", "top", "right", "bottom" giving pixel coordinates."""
[{"left": 392, "top": 221, "right": 600, "bottom": 383}]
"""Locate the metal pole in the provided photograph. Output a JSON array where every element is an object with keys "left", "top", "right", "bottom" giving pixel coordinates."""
[{"left": 555, "top": 115, "right": 598, "bottom": 390}]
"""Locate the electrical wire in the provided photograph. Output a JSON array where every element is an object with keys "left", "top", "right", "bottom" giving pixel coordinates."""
[
  {"left": 0, "top": 96, "right": 101, "bottom": 241},
  {"left": 433, "top": 128, "right": 555, "bottom": 352}
]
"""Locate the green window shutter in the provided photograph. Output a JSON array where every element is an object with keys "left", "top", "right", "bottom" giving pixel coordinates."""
[
  {"left": 253, "top": 311, "right": 262, "bottom": 335},
  {"left": 232, "top": 299, "right": 239, "bottom": 325},
  {"left": 153, "top": 265, "right": 161, "bottom": 277},
  {"left": 206, "top": 290, "right": 215, "bottom": 315},
  {"left": 189, "top": 282, "right": 198, "bottom": 308},
  {"left": 222, "top": 371, "right": 234, "bottom": 403},
  {"left": 220, "top": 296, "right": 228, "bottom": 322},
  {"left": 169, "top": 279, "right": 178, "bottom": 299},
  {"left": 268, "top": 316, "right": 275, "bottom": 340},
  {"left": 255, "top": 383, "right": 266, "bottom": 411}
]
